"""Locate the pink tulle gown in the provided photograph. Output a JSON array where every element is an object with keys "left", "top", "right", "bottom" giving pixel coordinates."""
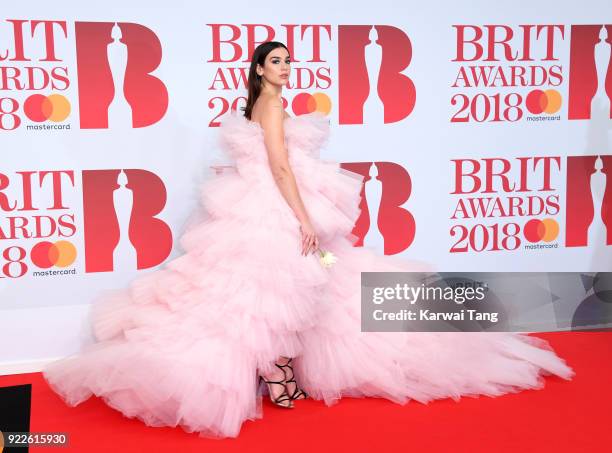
[{"left": 42, "top": 110, "right": 575, "bottom": 439}]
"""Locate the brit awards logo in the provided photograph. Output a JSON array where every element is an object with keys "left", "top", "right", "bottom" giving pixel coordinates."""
[
  {"left": 342, "top": 162, "right": 415, "bottom": 255},
  {"left": 0, "top": 19, "right": 167, "bottom": 131},
  {"left": 75, "top": 22, "right": 168, "bottom": 128},
  {"left": 451, "top": 23, "right": 612, "bottom": 123},
  {"left": 205, "top": 23, "right": 415, "bottom": 126},
  {"left": 206, "top": 24, "right": 333, "bottom": 126},
  {"left": 0, "top": 168, "right": 172, "bottom": 279},
  {"left": 82, "top": 169, "right": 173, "bottom": 272},
  {"left": 449, "top": 156, "right": 562, "bottom": 253},
  {"left": 568, "top": 25, "right": 612, "bottom": 120},
  {"left": 565, "top": 155, "right": 612, "bottom": 246},
  {"left": 0, "top": 170, "right": 77, "bottom": 278},
  {"left": 448, "top": 154, "right": 612, "bottom": 254},
  {"left": 337, "top": 25, "right": 415, "bottom": 124},
  {"left": 450, "top": 24, "right": 565, "bottom": 123}
]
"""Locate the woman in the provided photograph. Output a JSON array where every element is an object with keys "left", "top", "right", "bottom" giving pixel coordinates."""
[{"left": 42, "top": 41, "right": 575, "bottom": 439}]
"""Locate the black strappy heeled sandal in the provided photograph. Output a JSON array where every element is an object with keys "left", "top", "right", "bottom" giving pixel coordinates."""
[
  {"left": 259, "top": 369, "right": 294, "bottom": 408},
  {"left": 277, "top": 358, "right": 308, "bottom": 401}
]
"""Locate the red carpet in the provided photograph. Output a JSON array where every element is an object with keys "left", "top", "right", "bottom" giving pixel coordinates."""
[{"left": 1, "top": 331, "right": 610, "bottom": 452}]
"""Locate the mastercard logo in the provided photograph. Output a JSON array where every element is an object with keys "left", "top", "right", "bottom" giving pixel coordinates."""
[
  {"left": 292, "top": 92, "right": 332, "bottom": 115},
  {"left": 523, "top": 218, "right": 559, "bottom": 243},
  {"left": 525, "top": 89, "right": 562, "bottom": 115},
  {"left": 23, "top": 94, "right": 71, "bottom": 122},
  {"left": 30, "top": 240, "right": 77, "bottom": 268}
]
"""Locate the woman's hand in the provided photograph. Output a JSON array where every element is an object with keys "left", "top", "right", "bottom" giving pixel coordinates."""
[{"left": 299, "top": 220, "right": 319, "bottom": 256}]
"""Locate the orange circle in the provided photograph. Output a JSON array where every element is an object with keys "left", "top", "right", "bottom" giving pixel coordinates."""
[
  {"left": 541, "top": 218, "right": 559, "bottom": 242},
  {"left": 312, "top": 92, "right": 332, "bottom": 114},
  {"left": 48, "top": 94, "right": 71, "bottom": 122},
  {"left": 543, "top": 89, "right": 562, "bottom": 114},
  {"left": 55, "top": 240, "right": 77, "bottom": 267}
]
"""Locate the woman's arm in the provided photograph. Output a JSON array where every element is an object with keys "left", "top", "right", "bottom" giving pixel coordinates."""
[{"left": 259, "top": 98, "right": 319, "bottom": 256}]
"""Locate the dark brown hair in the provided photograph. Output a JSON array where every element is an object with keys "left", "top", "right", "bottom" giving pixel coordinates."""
[{"left": 241, "top": 41, "right": 290, "bottom": 120}]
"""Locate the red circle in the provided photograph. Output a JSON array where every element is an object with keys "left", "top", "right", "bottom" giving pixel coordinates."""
[
  {"left": 31, "top": 241, "right": 55, "bottom": 268},
  {"left": 524, "top": 219, "right": 545, "bottom": 243},
  {"left": 24, "top": 94, "right": 49, "bottom": 122},
  {"left": 525, "top": 90, "right": 545, "bottom": 114},
  {"left": 292, "top": 93, "right": 313, "bottom": 115}
]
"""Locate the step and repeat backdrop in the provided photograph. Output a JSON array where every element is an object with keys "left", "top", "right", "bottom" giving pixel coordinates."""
[{"left": 1, "top": 0, "right": 611, "bottom": 367}]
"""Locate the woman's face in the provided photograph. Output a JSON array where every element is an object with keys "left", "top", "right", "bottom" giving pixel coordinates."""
[{"left": 257, "top": 47, "right": 291, "bottom": 87}]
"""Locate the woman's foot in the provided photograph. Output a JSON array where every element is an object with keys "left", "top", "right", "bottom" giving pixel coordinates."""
[
  {"left": 260, "top": 364, "right": 294, "bottom": 408},
  {"left": 277, "top": 358, "right": 308, "bottom": 401}
]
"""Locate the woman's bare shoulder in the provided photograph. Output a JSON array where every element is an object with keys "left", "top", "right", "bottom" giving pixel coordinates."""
[{"left": 252, "top": 95, "right": 290, "bottom": 124}]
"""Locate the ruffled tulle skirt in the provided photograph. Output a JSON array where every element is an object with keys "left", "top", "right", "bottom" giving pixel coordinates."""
[{"left": 42, "top": 115, "right": 575, "bottom": 439}]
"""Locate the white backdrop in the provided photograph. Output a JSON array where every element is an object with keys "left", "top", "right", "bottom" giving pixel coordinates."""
[{"left": 1, "top": 0, "right": 611, "bottom": 373}]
